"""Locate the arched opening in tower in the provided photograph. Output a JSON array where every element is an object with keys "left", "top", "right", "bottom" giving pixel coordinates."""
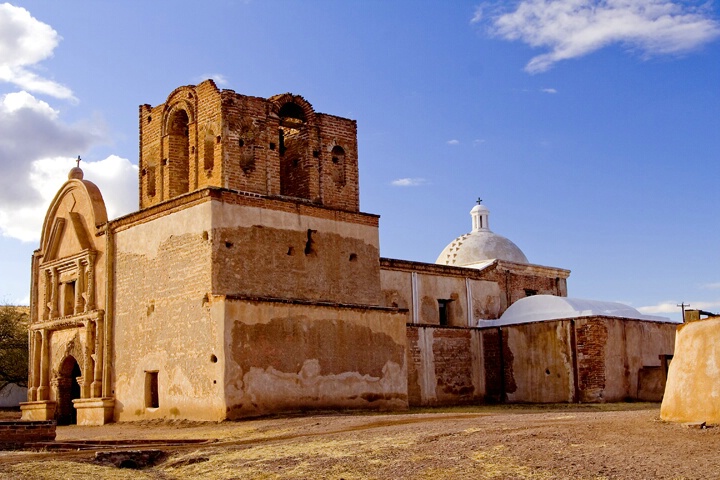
[{"left": 168, "top": 109, "right": 190, "bottom": 196}]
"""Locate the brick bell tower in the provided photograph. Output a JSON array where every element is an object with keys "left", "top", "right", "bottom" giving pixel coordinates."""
[{"left": 138, "top": 79, "right": 360, "bottom": 212}]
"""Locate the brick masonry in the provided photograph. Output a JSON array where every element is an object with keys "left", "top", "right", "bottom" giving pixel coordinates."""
[
  {"left": 0, "top": 421, "right": 56, "bottom": 449},
  {"left": 139, "top": 81, "right": 360, "bottom": 213}
]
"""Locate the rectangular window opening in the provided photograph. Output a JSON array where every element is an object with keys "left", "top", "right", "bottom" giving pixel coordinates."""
[
  {"left": 524, "top": 289, "right": 538, "bottom": 297},
  {"left": 62, "top": 281, "right": 76, "bottom": 316},
  {"left": 438, "top": 299, "right": 451, "bottom": 326},
  {"left": 145, "top": 371, "right": 159, "bottom": 408}
]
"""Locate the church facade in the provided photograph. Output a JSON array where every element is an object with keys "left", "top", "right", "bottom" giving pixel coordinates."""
[{"left": 21, "top": 81, "right": 677, "bottom": 425}]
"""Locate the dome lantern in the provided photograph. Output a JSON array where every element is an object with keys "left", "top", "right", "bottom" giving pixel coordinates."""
[{"left": 436, "top": 199, "right": 528, "bottom": 267}]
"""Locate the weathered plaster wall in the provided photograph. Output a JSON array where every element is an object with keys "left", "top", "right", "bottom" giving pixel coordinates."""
[
  {"left": 223, "top": 298, "right": 407, "bottom": 418},
  {"left": 113, "top": 201, "right": 225, "bottom": 421},
  {"left": 406, "top": 326, "right": 484, "bottom": 406},
  {"left": 474, "top": 267, "right": 567, "bottom": 324},
  {"left": 661, "top": 318, "right": 720, "bottom": 423},
  {"left": 504, "top": 321, "right": 575, "bottom": 403},
  {"left": 380, "top": 259, "right": 568, "bottom": 327},
  {"left": 577, "top": 317, "right": 675, "bottom": 402},
  {"left": 380, "top": 268, "right": 500, "bottom": 326},
  {"left": 479, "top": 318, "right": 676, "bottom": 404},
  {"left": 212, "top": 198, "right": 382, "bottom": 305}
]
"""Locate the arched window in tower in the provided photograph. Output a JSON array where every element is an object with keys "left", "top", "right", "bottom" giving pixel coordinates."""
[
  {"left": 278, "top": 102, "right": 310, "bottom": 199},
  {"left": 203, "top": 130, "right": 215, "bottom": 172},
  {"left": 167, "top": 109, "right": 190, "bottom": 196},
  {"left": 330, "top": 145, "right": 346, "bottom": 187}
]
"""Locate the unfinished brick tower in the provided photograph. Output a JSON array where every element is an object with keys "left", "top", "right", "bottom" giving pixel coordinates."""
[{"left": 138, "top": 81, "right": 360, "bottom": 211}]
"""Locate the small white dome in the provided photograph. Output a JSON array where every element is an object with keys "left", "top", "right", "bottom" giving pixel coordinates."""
[{"left": 436, "top": 201, "right": 528, "bottom": 266}]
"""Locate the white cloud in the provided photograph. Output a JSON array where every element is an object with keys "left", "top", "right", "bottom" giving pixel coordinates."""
[
  {"left": 638, "top": 300, "right": 720, "bottom": 315},
  {"left": 0, "top": 155, "right": 137, "bottom": 242},
  {"left": 473, "top": 139, "right": 486, "bottom": 146},
  {"left": 447, "top": 139, "right": 460, "bottom": 145},
  {"left": 0, "top": 89, "right": 137, "bottom": 242},
  {"left": 479, "top": 0, "right": 720, "bottom": 73},
  {"left": 0, "top": 90, "right": 104, "bottom": 206},
  {"left": 541, "top": 88, "right": 557, "bottom": 94},
  {"left": 472, "top": 5, "right": 484, "bottom": 23},
  {"left": 196, "top": 73, "right": 229, "bottom": 86},
  {"left": 701, "top": 282, "right": 720, "bottom": 290},
  {"left": 391, "top": 178, "right": 428, "bottom": 187},
  {"left": 0, "top": 3, "right": 74, "bottom": 99},
  {"left": 0, "top": 7, "right": 136, "bottom": 244}
]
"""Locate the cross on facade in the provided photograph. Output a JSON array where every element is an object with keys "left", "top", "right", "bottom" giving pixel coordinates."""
[{"left": 76, "top": 155, "right": 81, "bottom": 168}]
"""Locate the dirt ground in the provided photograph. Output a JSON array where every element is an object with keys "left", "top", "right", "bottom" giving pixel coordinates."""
[{"left": 1, "top": 403, "right": 719, "bottom": 479}]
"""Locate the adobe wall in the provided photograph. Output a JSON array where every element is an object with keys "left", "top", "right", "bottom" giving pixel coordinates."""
[
  {"left": 112, "top": 200, "right": 225, "bottom": 422},
  {"left": 212, "top": 193, "right": 382, "bottom": 305},
  {"left": 503, "top": 320, "right": 576, "bottom": 403},
  {"left": 661, "top": 318, "right": 720, "bottom": 423},
  {"left": 576, "top": 317, "right": 676, "bottom": 402},
  {"left": 407, "top": 317, "right": 676, "bottom": 407},
  {"left": 223, "top": 297, "right": 408, "bottom": 418},
  {"left": 380, "top": 259, "right": 567, "bottom": 326},
  {"left": 475, "top": 266, "right": 567, "bottom": 321},
  {"left": 406, "top": 326, "right": 484, "bottom": 405}
]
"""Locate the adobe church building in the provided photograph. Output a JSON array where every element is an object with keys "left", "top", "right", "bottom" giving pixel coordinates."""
[{"left": 21, "top": 81, "right": 678, "bottom": 425}]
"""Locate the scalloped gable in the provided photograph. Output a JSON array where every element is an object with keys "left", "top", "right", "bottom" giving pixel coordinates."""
[{"left": 40, "top": 178, "right": 108, "bottom": 261}]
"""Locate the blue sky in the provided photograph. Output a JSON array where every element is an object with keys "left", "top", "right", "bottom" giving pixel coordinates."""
[{"left": 1, "top": 1, "right": 718, "bottom": 321}]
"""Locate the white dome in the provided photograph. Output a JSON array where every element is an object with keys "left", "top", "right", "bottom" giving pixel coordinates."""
[
  {"left": 436, "top": 202, "right": 528, "bottom": 267},
  {"left": 487, "top": 295, "right": 675, "bottom": 326}
]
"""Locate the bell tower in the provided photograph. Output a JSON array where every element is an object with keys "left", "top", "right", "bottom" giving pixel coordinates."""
[{"left": 138, "top": 80, "right": 360, "bottom": 212}]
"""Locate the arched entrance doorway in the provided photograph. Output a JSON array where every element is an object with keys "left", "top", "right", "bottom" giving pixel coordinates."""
[{"left": 56, "top": 356, "right": 82, "bottom": 425}]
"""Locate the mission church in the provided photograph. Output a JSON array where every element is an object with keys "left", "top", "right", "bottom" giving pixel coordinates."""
[{"left": 21, "top": 81, "right": 677, "bottom": 425}]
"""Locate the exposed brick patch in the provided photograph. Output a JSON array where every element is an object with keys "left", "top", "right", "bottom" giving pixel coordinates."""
[
  {"left": 502, "top": 329, "right": 517, "bottom": 395},
  {"left": 482, "top": 328, "right": 503, "bottom": 402},
  {"left": 0, "top": 421, "right": 56, "bottom": 450},
  {"left": 405, "top": 327, "right": 422, "bottom": 405},
  {"left": 575, "top": 319, "right": 608, "bottom": 402},
  {"left": 431, "top": 328, "right": 475, "bottom": 402}
]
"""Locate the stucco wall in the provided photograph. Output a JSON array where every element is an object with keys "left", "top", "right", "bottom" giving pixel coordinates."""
[
  {"left": 113, "top": 202, "right": 225, "bottom": 421},
  {"left": 213, "top": 199, "right": 382, "bottom": 305},
  {"left": 577, "top": 317, "right": 675, "bottom": 402},
  {"left": 380, "top": 269, "right": 503, "bottom": 326},
  {"left": 478, "top": 317, "right": 676, "bottom": 404},
  {"left": 661, "top": 318, "right": 720, "bottom": 423},
  {"left": 503, "top": 321, "right": 575, "bottom": 403},
  {"left": 223, "top": 298, "right": 407, "bottom": 418}
]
